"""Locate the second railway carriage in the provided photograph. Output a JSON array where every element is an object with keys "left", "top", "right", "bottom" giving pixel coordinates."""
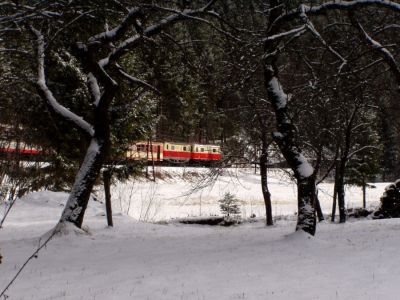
[{"left": 163, "top": 142, "right": 192, "bottom": 162}]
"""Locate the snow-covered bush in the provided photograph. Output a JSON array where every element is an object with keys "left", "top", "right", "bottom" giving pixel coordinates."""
[{"left": 373, "top": 180, "right": 400, "bottom": 219}]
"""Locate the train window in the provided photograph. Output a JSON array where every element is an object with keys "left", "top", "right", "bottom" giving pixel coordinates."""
[
  {"left": 166, "top": 144, "right": 169, "bottom": 149},
  {"left": 201, "top": 148, "right": 204, "bottom": 152},
  {"left": 171, "top": 145, "right": 175, "bottom": 150},
  {"left": 196, "top": 147, "right": 198, "bottom": 152},
  {"left": 213, "top": 149, "right": 216, "bottom": 153},
  {"left": 183, "top": 146, "right": 186, "bottom": 151}
]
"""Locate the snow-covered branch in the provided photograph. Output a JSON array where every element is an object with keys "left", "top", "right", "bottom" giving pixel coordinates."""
[
  {"left": 99, "top": 5, "right": 219, "bottom": 67},
  {"left": 88, "top": 7, "right": 142, "bottom": 46},
  {"left": 263, "top": 25, "right": 306, "bottom": 42},
  {"left": 349, "top": 15, "right": 400, "bottom": 87},
  {"left": 31, "top": 27, "right": 95, "bottom": 137},
  {"left": 87, "top": 73, "right": 101, "bottom": 107},
  {"left": 117, "top": 67, "right": 160, "bottom": 94},
  {"left": 275, "top": 0, "right": 400, "bottom": 28},
  {"left": 299, "top": 5, "right": 347, "bottom": 72},
  {"left": 347, "top": 145, "right": 380, "bottom": 160}
]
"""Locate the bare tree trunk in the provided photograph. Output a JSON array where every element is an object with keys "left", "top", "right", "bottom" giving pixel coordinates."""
[
  {"left": 103, "top": 169, "right": 113, "bottom": 227},
  {"left": 60, "top": 138, "right": 107, "bottom": 227},
  {"left": 337, "top": 159, "right": 347, "bottom": 223},
  {"left": 150, "top": 137, "right": 155, "bottom": 182},
  {"left": 263, "top": 0, "right": 316, "bottom": 235},
  {"left": 331, "top": 164, "right": 339, "bottom": 222},
  {"left": 263, "top": 61, "right": 316, "bottom": 235},
  {"left": 315, "top": 191, "right": 324, "bottom": 222},
  {"left": 362, "top": 180, "right": 366, "bottom": 209},
  {"left": 260, "top": 147, "right": 273, "bottom": 226}
]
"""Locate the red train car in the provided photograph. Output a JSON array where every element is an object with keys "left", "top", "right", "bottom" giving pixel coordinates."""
[
  {"left": 163, "top": 142, "right": 192, "bottom": 162},
  {"left": 0, "top": 141, "right": 41, "bottom": 156},
  {"left": 127, "top": 141, "right": 222, "bottom": 163},
  {"left": 191, "top": 144, "right": 221, "bottom": 161}
]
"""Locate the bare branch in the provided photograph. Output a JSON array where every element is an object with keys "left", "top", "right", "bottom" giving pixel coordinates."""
[
  {"left": 0, "top": 227, "right": 58, "bottom": 298},
  {"left": 347, "top": 145, "right": 380, "bottom": 160},
  {"left": 349, "top": 14, "right": 400, "bottom": 88},
  {"left": 274, "top": 0, "right": 400, "bottom": 29},
  {"left": 98, "top": 4, "right": 222, "bottom": 67},
  {"left": 117, "top": 66, "right": 160, "bottom": 94},
  {"left": 263, "top": 25, "right": 306, "bottom": 42},
  {"left": 88, "top": 7, "right": 142, "bottom": 46},
  {"left": 299, "top": 5, "right": 347, "bottom": 73}
]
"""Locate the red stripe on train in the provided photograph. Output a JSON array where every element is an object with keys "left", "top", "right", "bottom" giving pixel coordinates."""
[
  {"left": 0, "top": 148, "right": 40, "bottom": 155},
  {"left": 164, "top": 150, "right": 191, "bottom": 159}
]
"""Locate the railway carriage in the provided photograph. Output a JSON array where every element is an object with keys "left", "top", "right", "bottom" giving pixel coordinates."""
[
  {"left": 163, "top": 142, "right": 192, "bottom": 162},
  {"left": 126, "top": 141, "right": 163, "bottom": 161},
  {"left": 191, "top": 144, "right": 221, "bottom": 161},
  {"left": 0, "top": 140, "right": 41, "bottom": 156}
]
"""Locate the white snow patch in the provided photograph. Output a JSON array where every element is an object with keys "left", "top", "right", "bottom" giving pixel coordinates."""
[
  {"left": 268, "top": 77, "right": 288, "bottom": 109},
  {"left": 296, "top": 154, "right": 314, "bottom": 178}
]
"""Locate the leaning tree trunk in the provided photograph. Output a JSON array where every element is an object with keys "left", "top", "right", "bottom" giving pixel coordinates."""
[
  {"left": 263, "top": 61, "right": 316, "bottom": 235},
  {"left": 59, "top": 137, "right": 108, "bottom": 228},
  {"left": 33, "top": 27, "right": 113, "bottom": 229}
]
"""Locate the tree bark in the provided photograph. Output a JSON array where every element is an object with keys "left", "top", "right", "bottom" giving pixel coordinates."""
[
  {"left": 260, "top": 138, "right": 273, "bottom": 226},
  {"left": 296, "top": 176, "right": 316, "bottom": 234},
  {"left": 331, "top": 162, "right": 339, "bottom": 222},
  {"left": 59, "top": 138, "right": 107, "bottom": 227},
  {"left": 315, "top": 191, "right": 324, "bottom": 222},
  {"left": 263, "top": 61, "right": 316, "bottom": 235},
  {"left": 264, "top": 0, "right": 316, "bottom": 235},
  {"left": 337, "top": 158, "right": 347, "bottom": 223},
  {"left": 103, "top": 169, "right": 113, "bottom": 227},
  {"left": 362, "top": 180, "right": 366, "bottom": 209}
]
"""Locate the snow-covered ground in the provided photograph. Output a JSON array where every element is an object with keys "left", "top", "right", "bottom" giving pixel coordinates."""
[
  {"left": 1, "top": 168, "right": 398, "bottom": 299},
  {"left": 101, "top": 167, "right": 386, "bottom": 222}
]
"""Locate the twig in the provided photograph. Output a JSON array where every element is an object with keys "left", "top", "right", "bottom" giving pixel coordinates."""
[
  {"left": 0, "top": 198, "right": 16, "bottom": 229},
  {"left": 0, "top": 226, "right": 59, "bottom": 298}
]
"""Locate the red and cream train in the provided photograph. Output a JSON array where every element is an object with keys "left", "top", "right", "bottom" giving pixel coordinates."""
[
  {"left": 126, "top": 141, "right": 221, "bottom": 163},
  {"left": 0, "top": 140, "right": 222, "bottom": 163}
]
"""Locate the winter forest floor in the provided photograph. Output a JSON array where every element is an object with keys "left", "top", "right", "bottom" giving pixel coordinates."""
[{"left": 1, "top": 168, "right": 399, "bottom": 299}]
